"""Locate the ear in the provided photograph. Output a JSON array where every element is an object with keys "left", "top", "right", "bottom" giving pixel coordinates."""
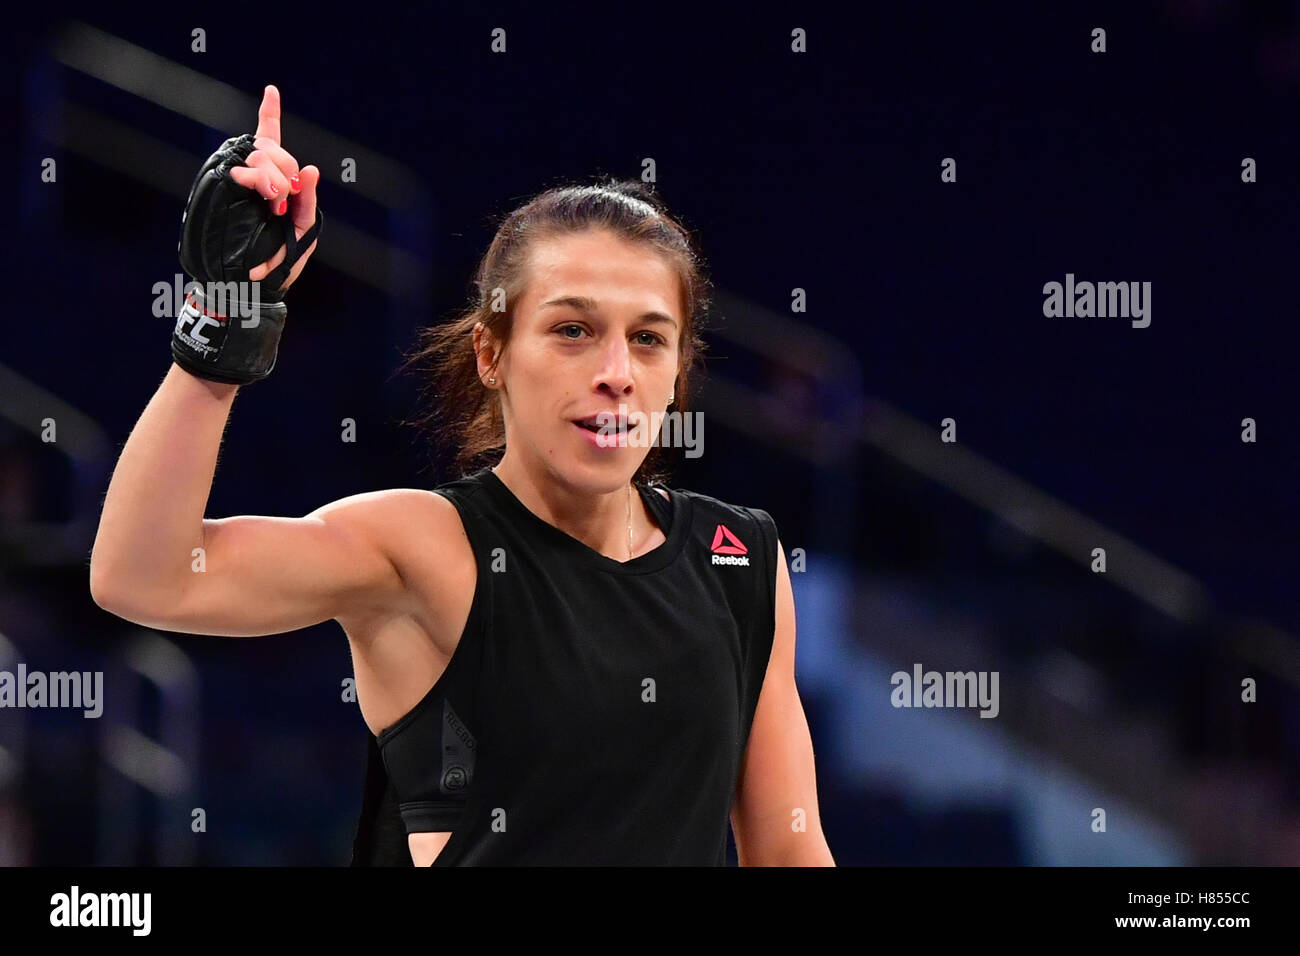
[{"left": 472, "top": 322, "right": 500, "bottom": 383}]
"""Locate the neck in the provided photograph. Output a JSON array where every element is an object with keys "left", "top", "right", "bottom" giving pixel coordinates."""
[{"left": 491, "top": 457, "right": 651, "bottom": 561}]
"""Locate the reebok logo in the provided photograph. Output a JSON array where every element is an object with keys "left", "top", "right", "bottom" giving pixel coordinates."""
[
  {"left": 710, "top": 524, "right": 749, "bottom": 566},
  {"left": 440, "top": 698, "right": 475, "bottom": 795}
]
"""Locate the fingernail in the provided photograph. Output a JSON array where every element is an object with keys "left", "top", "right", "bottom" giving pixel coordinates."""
[
  {"left": 277, "top": 199, "right": 288, "bottom": 215},
  {"left": 268, "top": 181, "right": 279, "bottom": 196},
  {"left": 290, "top": 174, "right": 301, "bottom": 192}
]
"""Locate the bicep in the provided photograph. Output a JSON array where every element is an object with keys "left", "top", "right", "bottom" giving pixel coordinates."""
[{"left": 157, "top": 493, "right": 406, "bottom": 637}]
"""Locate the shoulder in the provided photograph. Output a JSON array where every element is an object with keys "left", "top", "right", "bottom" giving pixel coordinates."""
[
  {"left": 309, "top": 487, "right": 474, "bottom": 590},
  {"left": 668, "top": 485, "right": 778, "bottom": 540},
  {"left": 338, "top": 472, "right": 499, "bottom": 532},
  {"left": 669, "top": 487, "right": 782, "bottom": 650},
  {"left": 310, "top": 487, "right": 463, "bottom": 539},
  {"left": 666, "top": 485, "right": 781, "bottom": 585}
]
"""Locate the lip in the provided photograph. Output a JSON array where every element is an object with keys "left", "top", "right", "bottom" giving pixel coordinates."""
[
  {"left": 573, "top": 420, "right": 627, "bottom": 449},
  {"left": 573, "top": 411, "right": 628, "bottom": 427}
]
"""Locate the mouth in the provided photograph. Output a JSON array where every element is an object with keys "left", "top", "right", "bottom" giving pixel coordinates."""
[
  {"left": 572, "top": 414, "right": 631, "bottom": 449},
  {"left": 572, "top": 415, "right": 628, "bottom": 433}
]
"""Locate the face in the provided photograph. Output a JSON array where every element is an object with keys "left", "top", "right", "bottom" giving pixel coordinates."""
[{"left": 475, "top": 228, "right": 682, "bottom": 493}]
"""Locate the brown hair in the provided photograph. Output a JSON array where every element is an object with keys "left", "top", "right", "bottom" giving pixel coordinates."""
[{"left": 399, "top": 177, "right": 712, "bottom": 488}]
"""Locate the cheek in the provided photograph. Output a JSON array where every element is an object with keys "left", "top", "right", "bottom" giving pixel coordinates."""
[{"left": 509, "top": 364, "right": 575, "bottom": 420}]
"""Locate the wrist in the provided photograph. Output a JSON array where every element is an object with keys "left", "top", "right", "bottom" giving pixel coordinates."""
[
  {"left": 171, "top": 282, "right": 287, "bottom": 386},
  {"left": 167, "top": 360, "right": 241, "bottom": 399}
]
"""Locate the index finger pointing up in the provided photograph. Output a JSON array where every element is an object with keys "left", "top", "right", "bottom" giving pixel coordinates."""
[{"left": 256, "top": 84, "right": 281, "bottom": 145}]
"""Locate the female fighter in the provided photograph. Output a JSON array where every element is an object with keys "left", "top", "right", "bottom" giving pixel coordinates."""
[{"left": 90, "top": 85, "right": 834, "bottom": 866}]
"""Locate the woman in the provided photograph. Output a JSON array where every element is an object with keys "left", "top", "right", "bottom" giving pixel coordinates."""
[{"left": 90, "top": 85, "right": 834, "bottom": 867}]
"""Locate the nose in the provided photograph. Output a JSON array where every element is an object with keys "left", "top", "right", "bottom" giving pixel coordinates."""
[{"left": 594, "top": 338, "right": 633, "bottom": 396}]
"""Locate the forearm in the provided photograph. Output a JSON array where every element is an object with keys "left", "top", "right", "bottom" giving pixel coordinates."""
[{"left": 90, "top": 363, "right": 238, "bottom": 606}]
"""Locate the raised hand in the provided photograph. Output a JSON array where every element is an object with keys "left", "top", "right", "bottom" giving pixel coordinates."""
[
  {"left": 228, "top": 85, "right": 321, "bottom": 292},
  {"left": 172, "top": 84, "right": 324, "bottom": 385}
]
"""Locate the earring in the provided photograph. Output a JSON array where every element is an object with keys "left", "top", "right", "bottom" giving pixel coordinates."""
[
  {"left": 489, "top": 377, "right": 496, "bottom": 384},
  {"left": 668, "top": 394, "right": 674, "bottom": 404}
]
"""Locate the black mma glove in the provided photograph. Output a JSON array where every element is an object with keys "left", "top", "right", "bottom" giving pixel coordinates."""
[{"left": 171, "top": 133, "right": 323, "bottom": 385}]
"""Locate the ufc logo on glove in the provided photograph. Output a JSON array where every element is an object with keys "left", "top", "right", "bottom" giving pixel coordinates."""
[{"left": 174, "top": 292, "right": 226, "bottom": 355}]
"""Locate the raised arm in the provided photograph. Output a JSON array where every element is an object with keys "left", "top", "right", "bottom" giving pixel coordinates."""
[
  {"left": 88, "top": 85, "right": 391, "bottom": 637},
  {"left": 89, "top": 364, "right": 413, "bottom": 636}
]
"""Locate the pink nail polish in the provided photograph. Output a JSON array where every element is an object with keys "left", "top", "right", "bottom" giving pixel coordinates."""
[
  {"left": 268, "top": 181, "right": 279, "bottom": 196},
  {"left": 277, "top": 199, "right": 288, "bottom": 215}
]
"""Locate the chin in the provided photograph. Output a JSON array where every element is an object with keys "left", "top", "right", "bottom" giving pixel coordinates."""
[{"left": 550, "top": 454, "right": 637, "bottom": 495}]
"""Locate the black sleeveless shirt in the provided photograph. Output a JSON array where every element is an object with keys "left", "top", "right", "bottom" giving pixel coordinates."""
[{"left": 349, "top": 466, "right": 778, "bottom": 866}]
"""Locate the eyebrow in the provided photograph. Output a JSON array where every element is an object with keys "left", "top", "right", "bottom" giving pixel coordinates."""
[{"left": 540, "top": 295, "right": 678, "bottom": 329}]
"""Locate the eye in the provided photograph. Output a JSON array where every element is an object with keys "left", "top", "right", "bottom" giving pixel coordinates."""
[
  {"left": 634, "top": 331, "right": 666, "bottom": 347},
  {"left": 557, "top": 323, "right": 586, "bottom": 340}
]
